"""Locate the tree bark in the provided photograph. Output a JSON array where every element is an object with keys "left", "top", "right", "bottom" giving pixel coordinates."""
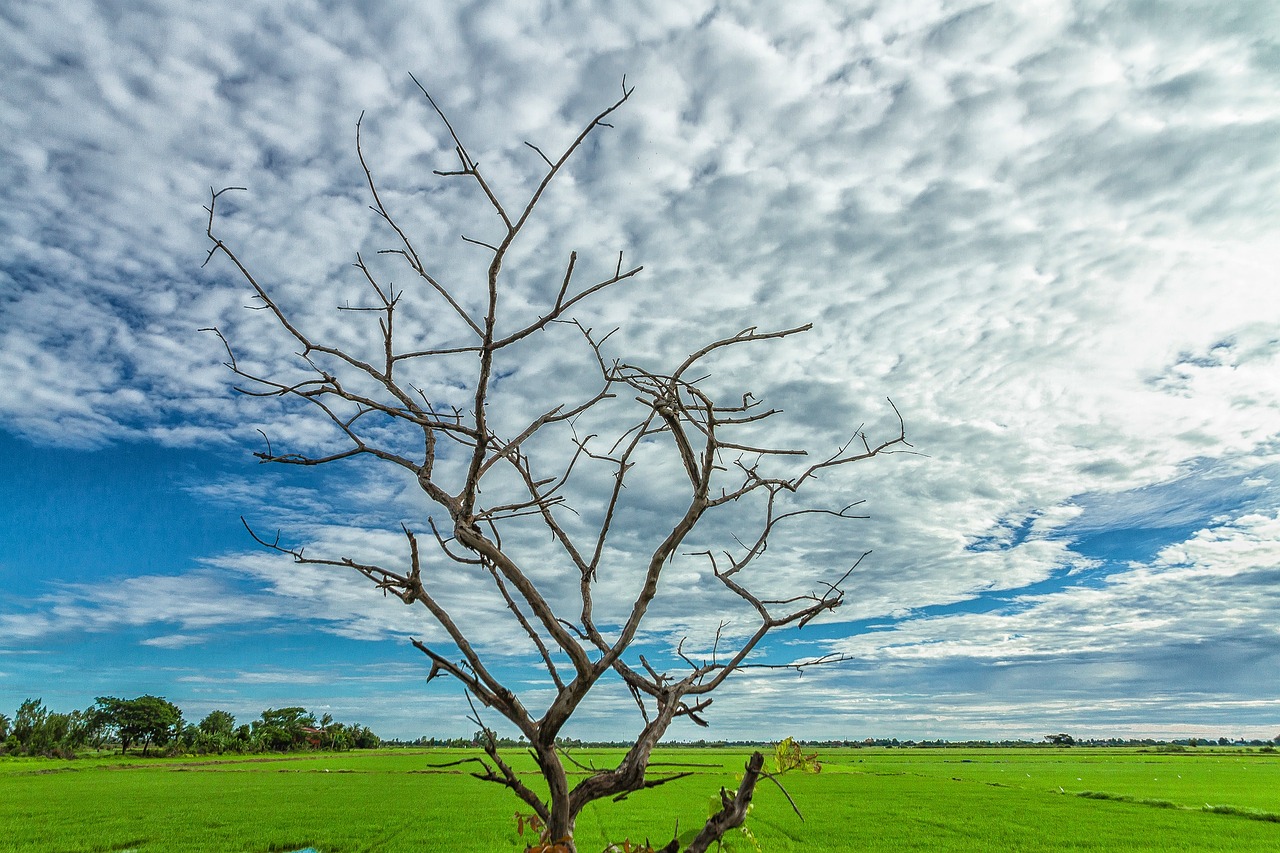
[
  {"left": 683, "top": 751, "right": 765, "bottom": 853},
  {"left": 537, "top": 744, "right": 577, "bottom": 850}
]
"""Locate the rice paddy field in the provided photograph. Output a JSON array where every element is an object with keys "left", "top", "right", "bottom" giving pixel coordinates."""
[{"left": 2, "top": 747, "right": 1277, "bottom": 851}]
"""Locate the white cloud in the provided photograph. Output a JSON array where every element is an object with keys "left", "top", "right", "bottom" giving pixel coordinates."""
[
  {"left": 140, "top": 634, "right": 206, "bottom": 650},
  {"left": 3, "top": 0, "right": 1279, "bottom": 738},
  {"left": 0, "top": 572, "right": 281, "bottom": 645}
]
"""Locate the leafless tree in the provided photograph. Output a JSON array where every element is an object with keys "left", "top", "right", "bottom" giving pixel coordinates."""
[{"left": 203, "top": 76, "right": 910, "bottom": 852}]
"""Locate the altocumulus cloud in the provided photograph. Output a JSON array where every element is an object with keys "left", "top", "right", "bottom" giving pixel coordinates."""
[{"left": 0, "top": 0, "right": 1278, "bottom": 739}]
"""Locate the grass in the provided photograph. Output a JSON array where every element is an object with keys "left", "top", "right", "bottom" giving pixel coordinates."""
[{"left": 0, "top": 747, "right": 1277, "bottom": 851}]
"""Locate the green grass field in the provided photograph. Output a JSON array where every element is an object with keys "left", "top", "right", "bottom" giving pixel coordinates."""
[{"left": 1, "top": 747, "right": 1277, "bottom": 851}]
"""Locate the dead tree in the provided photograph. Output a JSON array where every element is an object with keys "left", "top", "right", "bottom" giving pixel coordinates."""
[{"left": 203, "top": 76, "right": 910, "bottom": 852}]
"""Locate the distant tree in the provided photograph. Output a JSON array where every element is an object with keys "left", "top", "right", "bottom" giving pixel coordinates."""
[
  {"left": 173, "top": 718, "right": 197, "bottom": 753},
  {"left": 3, "top": 700, "right": 97, "bottom": 757},
  {"left": 349, "top": 724, "right": 380, "bottom": 750},
  {"left": 11, "top": 698, "right": 46, "bottom": 751},
  {"left": 326, "top": 722, "right": 350, "bottom": 751},
  {"left": 203, "top": 76, "right": 909, "bottom": 852},
  {"left": 0, "top": 712, "right": 9, "bottom": 742},
  {"left": 198, "top": 710, "right": 237, "bottom": 738},
  {"left": 253, "top": 707, "right": 316, "bottom": 751},
  {"left": 1045, "top": 733, "right": 1075, "bottom": 746},
  {"left": 85, "top": 708, "right": 111, "bottom": 750},
  {"left": 94, "top": 695, "right": 182, "bottom": 755},
  {"left": 250, "top": 725, "right": 288, "bottom": 752}
]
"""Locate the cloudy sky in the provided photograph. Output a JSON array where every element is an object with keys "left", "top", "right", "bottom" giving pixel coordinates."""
[{"left": 2, "top": 0, "right": 1278, "bottom": 742}]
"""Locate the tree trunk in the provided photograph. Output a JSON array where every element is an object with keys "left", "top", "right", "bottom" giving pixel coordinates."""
[{"left": 537, "top": 745, "right": 576, "bottom": 851}]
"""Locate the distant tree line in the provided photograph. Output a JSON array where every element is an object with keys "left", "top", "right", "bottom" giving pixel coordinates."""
[
  {"left": 796, "top": 735, "right": 1280, "bottom": 750},
  {"left": 0, "top": 697, "right": 380, "bottom": 758},
  {"left": 381, "top": 734, "right": 1280, "bottom": 751}
]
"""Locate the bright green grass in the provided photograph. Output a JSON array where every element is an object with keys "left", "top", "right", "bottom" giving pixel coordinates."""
[
  {"left": 1, "top": 748, "right": 1276, "bottom": 851},
  {"left": 824, "top": 748, "right": 1280, "bottom": 810}
]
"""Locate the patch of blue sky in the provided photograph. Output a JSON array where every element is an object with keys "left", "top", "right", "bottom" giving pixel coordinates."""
[
  {"left": 0, "top": 431, "right": 249, "bottom": 587},
  {"left": 1057, "top": 457, "right": 1279, "bottom": 559},
  {"left": 0, "top": 427, "right": 418, "bottom": 586}
]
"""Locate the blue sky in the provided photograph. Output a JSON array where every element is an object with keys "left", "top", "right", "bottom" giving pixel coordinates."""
[{"left": 2, "top": 0, "right": 1279, "bottom": 742}]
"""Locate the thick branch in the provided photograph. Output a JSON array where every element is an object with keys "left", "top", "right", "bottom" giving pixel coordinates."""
[{"left": 683, "top": 752, "right": 765, "bottom": 853}]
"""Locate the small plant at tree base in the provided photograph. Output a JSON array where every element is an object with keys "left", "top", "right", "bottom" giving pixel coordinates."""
[
  {"left": 204, "top": 75, "right": 908, "bottom": 852},
  {"left": 773, "top": 737, "right": 821, "bottom": 775},
  {"left": 514, "top": 811, "right": 573, "bottom": 853},
  {"left": 602, "top": 841, "right": 661, "bottom": 853}
]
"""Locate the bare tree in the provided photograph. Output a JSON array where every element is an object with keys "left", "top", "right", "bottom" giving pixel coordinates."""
[{"left": 203, "top": 76, "right": 910, "bottom": 852}]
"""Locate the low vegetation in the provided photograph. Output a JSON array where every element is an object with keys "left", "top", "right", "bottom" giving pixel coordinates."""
[{"left": 0, "top": 697, "right": 380, "bottom": 758}]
